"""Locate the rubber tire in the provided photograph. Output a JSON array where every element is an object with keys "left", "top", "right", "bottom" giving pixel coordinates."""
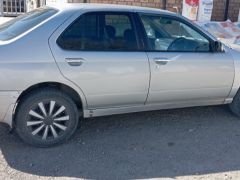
[
  {"left": 15, "top": 88, "right": 79, "bottom": 147},
  {"left": 229, "top": 90, "right": 240, "bottom": 117}
]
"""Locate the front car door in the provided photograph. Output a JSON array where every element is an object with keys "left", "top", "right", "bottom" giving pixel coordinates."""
[
  {"left": 138, "top": 13, "right": 234, "bottom": 106},
  {"left": 49, "top": 11, "right": 150, "bottom": 109}
]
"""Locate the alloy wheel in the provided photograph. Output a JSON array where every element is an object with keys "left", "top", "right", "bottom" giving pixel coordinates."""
[{"left": 27, "top": 100, "right": 70, "bottom": 140}]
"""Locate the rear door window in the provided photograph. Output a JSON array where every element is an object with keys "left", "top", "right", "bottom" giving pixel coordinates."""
[{"left": 57, "top": 12, "right": 139, "bottom": 51}]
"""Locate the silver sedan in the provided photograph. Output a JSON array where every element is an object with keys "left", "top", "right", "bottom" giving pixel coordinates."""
[{"left": 0, "top": 3, "right": 240, "bottom": 147}]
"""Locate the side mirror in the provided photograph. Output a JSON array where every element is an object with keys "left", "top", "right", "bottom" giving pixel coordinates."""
[{"left": 212, "top": 41, "right": 224, "bottom": 52}]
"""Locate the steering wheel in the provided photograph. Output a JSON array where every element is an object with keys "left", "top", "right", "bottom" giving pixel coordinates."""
[{"left": 167, "top": 37, "right": 199, "bottom": 51}]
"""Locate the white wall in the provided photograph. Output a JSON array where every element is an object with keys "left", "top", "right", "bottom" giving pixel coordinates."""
[
  {"left": 46, "top": 0, "right": 68, "bottom": 6},
  {"left": 26, "top": 0, "right": 46, "bottom": 12},
  {"left": 0, "top": 0, "right": 3, "bottom": 16}
]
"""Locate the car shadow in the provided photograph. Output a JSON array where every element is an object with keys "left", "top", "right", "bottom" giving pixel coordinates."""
[{"left": 0, "top": 105, "right": 240, "bottom": 179}]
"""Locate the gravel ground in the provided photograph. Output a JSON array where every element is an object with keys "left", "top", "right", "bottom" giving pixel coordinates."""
[{"left": 0, "top": 105, "right": 240, "bottom": 180}]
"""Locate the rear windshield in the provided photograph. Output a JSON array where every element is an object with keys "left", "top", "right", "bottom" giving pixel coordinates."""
[{"left": 0, "top": 7, "right": 58, "bottom": 41}]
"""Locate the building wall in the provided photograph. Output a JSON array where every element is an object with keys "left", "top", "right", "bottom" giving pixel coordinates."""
[
  {"left": 211, "top": 0, "right": 225, "bottom": 21},
  {"left": 228, "top": 0, "right": 240, "bottom": 22},
  {"left": 89, "top": 0, "right": 183, "bottom": 12},
  {"left": 70, "top": 0, "right": 240, "bottom": 21},
  {"left": 0, "top": 2, "right": 2, "bottom": 16}
]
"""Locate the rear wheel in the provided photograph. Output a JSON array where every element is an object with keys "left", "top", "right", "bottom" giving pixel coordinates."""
[{"left": 15, "top": 88, "right": 79, "bottom": 147}]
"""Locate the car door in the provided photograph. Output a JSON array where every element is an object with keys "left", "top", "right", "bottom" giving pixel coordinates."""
[
  {"left": 138, "top": 13, "right": 234, "bottom": 105},
  {"left": 49, "top": 11, "right": 150, "bottom": 109}
]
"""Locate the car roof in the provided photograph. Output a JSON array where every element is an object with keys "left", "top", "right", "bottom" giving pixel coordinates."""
[{"left": 50, "top": 3, "right": 175, "bottom": 15}]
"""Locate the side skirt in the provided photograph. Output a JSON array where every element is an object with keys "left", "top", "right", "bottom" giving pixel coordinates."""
[{"left": 83, "top": 99, "right": 228, "bottom": 118}]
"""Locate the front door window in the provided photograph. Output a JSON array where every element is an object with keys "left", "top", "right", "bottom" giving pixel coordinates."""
[{"left": 140, "top": 15, "right": 210, "bottom": 52}]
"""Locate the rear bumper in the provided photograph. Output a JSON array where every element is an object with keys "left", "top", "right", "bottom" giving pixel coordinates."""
[{"left": 0, "top": 91, "right": 19, "bottom": 127}]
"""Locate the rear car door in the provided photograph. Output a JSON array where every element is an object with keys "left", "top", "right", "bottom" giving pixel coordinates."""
[
  {"left": 138, "top": 14, "right": 234, "bottom": 105},
  {"left": 49, "top": 11, "right": 150, "bottom": 109}
]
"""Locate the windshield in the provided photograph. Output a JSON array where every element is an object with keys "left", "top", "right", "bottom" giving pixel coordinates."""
[{"left": 0, "top": 7, "right": 58, "bottom": 41}]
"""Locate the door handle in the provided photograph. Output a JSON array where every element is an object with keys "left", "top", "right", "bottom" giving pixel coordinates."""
[
  {"left": 153, "top": 57, "right": 172, "bottom": 65},
  {"left": 65, "top": 58, "right": 85, "bottom": 66}
]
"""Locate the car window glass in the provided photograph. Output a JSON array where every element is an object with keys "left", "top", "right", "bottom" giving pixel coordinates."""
[
  {"left": 0, "top": 7, "right": 58, "bottom": 41},
  {"left": 57, "top": 12, "right": 139, "bottom": 51},
  {"left": 57, "top": 13, "right": 100, "bottom": 50},
  {"left": 140, "top": 15, "right": 210, "bottom": 52}
]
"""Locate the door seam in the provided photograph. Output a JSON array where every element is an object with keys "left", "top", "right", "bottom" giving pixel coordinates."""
[{"left": 144, "top": 52, "right": 152, "bottom": 105}]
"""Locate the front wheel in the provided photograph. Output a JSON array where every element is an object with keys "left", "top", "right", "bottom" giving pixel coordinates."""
[{"left": 15, "top": 88, "right": 79, "bottom": 147}]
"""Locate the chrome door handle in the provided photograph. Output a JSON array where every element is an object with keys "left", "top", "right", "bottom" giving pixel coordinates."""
[
  {"left": 65, "top": 58, "right": 85, "bottom": 66},
  {"left": 154, "top": 57, "right": 172, "bottom": 65}
]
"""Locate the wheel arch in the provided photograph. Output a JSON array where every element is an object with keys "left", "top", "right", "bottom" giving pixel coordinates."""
[{"left": 13, "top": 81, "right": 87, "bottom": 127}]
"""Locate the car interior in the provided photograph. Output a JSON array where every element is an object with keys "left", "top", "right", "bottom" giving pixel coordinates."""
[
  {"left": 141, "top": 15, "right": 210, "bottom": 52},
  {"left": 57, "top": 13, "right": 138, "bottom": 51}
]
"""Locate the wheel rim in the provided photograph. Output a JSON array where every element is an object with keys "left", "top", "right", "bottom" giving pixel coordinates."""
[{"left": 27, "top": 100, "right": 70, "bottom": 140}]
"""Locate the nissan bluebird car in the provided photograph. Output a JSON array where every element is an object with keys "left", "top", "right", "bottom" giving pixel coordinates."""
[{"left": 1, "top": 3, "right": 240, "bottom": 147}]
